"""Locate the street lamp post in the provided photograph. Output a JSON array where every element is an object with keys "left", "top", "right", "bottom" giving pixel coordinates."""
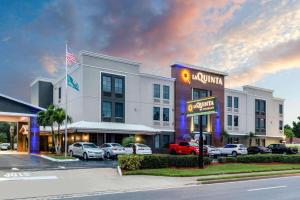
[{"left": 198, "top": 115, "right": 204, "bottom": 169}]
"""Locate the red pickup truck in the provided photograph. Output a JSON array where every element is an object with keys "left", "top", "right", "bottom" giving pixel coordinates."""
[{"left": 169, "top": 141, "right": 208, "bottom": 156}]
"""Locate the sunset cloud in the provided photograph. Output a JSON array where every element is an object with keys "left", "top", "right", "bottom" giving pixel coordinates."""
[{"left": 40, "top": 55, "right": 59, "bottom": 75}]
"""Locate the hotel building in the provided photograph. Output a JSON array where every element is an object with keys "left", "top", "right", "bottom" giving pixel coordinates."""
[
  {"left": 31, "top": 51, "right": 175, "bottom": 152},
  {"left": 19, "top": 51, "right": 285, "bottom": 153},
  {"left": 224, "top": 86, "right": 285, "bottom": 146}
]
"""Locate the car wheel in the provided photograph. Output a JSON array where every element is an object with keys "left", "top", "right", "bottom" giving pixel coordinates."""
[
  {"left": 83, "top": 153, "right": 88, "bottom": 160},
  {"left": 232, "top": 151, "right": 237, "bottom": 157},
  {"left": 69, "top": 150, "right": 74, "bottom": 157},
  {"left": 106, "top": 152, "right": 111, "bottom": 159}
]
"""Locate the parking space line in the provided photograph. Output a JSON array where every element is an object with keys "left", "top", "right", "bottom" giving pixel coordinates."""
[{"left": 247, "top": 185, "right": 287, "bottom": 192}]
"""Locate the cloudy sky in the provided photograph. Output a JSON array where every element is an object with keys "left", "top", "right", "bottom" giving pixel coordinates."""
[{"left": 1, "top": 0, "right": 300, "bottom": 125}]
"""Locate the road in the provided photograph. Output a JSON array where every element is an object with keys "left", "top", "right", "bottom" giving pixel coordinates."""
[{"left": 67, "top": 176, "right": 300, "bottom": 200}]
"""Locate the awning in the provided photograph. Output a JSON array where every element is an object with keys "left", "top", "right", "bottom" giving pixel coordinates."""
[
  {"left": 40, "top": 121, "right": 160, "bottom": 135},
  {"left": 227, "top": 132, "right": 248, "bottom": 136}
]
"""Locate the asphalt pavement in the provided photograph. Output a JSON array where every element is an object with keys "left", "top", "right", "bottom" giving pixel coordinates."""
[
  {"left": 69, "top": 176, "right": 300, "bottom": 200},
  {"left": 0, "top": 154, "right": 117, "bottom": 171}
]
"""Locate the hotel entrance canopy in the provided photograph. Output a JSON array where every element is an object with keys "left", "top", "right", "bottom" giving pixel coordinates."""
[
  {"left": 40, "top": 121, "right": 160, "bottom": 135},
  {"left": 0, "top": 93, "right": 45, "bottom": 153}
]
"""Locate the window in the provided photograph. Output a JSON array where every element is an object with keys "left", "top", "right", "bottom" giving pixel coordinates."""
[
  {"left": 163, "top": 135, "right": 170, "bottom": 148},
  {"left": 163, "top": 85, "right": 170, "bottom": 99},
  {"left": 193, "top": 89, "right": 208, "bottom": 99},
  {"left": 115, "top": 103, "right": 124, "bottom": 119},
  {"left": 58, "top": 87, "right": 62, "bottom": 100},
  {"left": 102, "top": 76, "right": 112, "bottom": 93},
  {"left": 234, "top": 115, "right": 239, "bottom": 127},
  {"left": 256, "top": 118, "right": 266, "bottom": 132},
  {"left": 153, "top": 107, "right": 160, "bottom": 121},
  {"left": 227, "top": 115, "right": 232, "bottom": 126},
  {"left": 153, "top": 84, "right": 160, "bottom": 98},
  {"left": 163, "top": 108, "right": 169, "bottom": 122},
  {"left": 234, "top": 97, "right": 239, "bottom": 109},
  {"left": 261, "top": 118, "right": 266, "bottom": 129},
  {"left": 255, "top": 99, "right": 266, "bottom": 113},
  {"left": 279, "top": 120, "right": 283, "bottom": 130},
  {"left": 279, "top": 104, "right": 283, "bottom": 114},
  {"left": 227, "top": 96, "right": 232, "bottom": 108},
  {"left": 102, "top": 101, "right": 112, "bottom": 121},
  {"left": 114, "top": 78, "right": 123, "bottom": 95}
]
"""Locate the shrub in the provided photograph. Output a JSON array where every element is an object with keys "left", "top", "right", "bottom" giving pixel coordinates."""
[
  {"left": 236, "top": 154, "right": 300, "bottom": 163},
  {"left": 118, "top": 154, "right": 211, "bottom": 170},
  {"left": 217, "top": 157, "right": 237, "bottom": 163},
  {"left": 118, "top": 155, "right": 144, "bottom": 170}
]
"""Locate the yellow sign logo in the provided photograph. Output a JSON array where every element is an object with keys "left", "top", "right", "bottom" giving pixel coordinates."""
[{"left": 181, "top": 69, "right": 191, "bottom": 84}]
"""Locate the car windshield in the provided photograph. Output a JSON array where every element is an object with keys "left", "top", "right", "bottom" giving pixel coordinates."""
[
  {"left": 189, "top": 142, "right": 198, "bottom": 147},
  {"left": 111, "top": 143, "right": 122, "bottom": 147},
  {"left": 83, "top": 144, "right": 98, "bottom": 148},
  {"left": 137, "top": 144, "right": 148, "bottom": 147}
]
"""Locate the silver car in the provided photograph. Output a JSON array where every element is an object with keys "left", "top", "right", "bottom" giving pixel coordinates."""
[
  {"left": 69, "top": 142, "right": 104, "bottom": 160},
  {"left": 100, "top": 143, "right": 127, "bottom": 159},
  {"left": 0, "top": 143, "right": 10, "bottom": 151}
]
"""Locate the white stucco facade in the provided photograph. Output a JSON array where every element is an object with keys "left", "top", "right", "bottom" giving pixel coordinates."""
[
  {"left": 52, "top": 51, "right": 175, "bottom": 133},
  {"left": 225, "top": 85, "right": 284, "bottom": 146}
]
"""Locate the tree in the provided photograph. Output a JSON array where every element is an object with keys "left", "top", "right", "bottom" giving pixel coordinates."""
[
  {"left": 284, "top": 125, "right": 295, "bottom": 143},
  {"left": 53, "top": 107, "right": 72, "bottom": 154},
  {"left": 248, "top": 132, "right": 255, "bottom": 146},
  {"left": 0, "top": 122, "right": 10, "bottom": 143},
  {"left": 292, "top": 117, "right": 300, "bottom": 138},
  {"left": 37, "top": 105, "right": 56, "bottom": 153}
]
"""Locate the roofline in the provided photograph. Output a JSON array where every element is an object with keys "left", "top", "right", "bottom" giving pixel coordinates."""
[
  {"left": 243, "top": 85, "right": 273, "bottom": 93},
  {"left": 0, "top": 112, "right": 37, "bottom": 117},
  {"left": 80, "top": 50, "right": 142, "bottom": 66},
  {"left": 171, "top": 62, "right": 228, "bottom": 76},
  {"left": 30, "top": 77, "right": 54, "bottom": 87},
  {"left": 140, "top": 73, "right": 175, "bottom": 82},
  {"left": 0, "top": 93, "right": 46, "bottom": 111}
]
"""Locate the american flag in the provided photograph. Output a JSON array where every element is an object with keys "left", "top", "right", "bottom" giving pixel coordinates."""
[{"left": 66, "top": 47, "right": 77, "bottom": 65}]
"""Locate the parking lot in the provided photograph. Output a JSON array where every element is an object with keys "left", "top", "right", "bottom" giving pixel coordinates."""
[{"left": 0, "top": 153, "right": 117, "bottom": 171}]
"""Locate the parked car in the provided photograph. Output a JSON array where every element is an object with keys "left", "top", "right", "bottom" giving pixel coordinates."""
[
  {"left": 100, "top": 143, "right": 127, "bottom": 159},
  {"left": 220, "top": 144, "right": 248, "bottom": 157},
  {"left": 247, "top": 146, "right": 271, "bottom": 154},
  {"left": 68, "top": 142, "right": 104, "bottom": 160},
  {"left": 0, "top": 143, "right": 11, "bottom": 151},
  {"left": 169, "top": 141, "right": 208, "bottom": 156},
  {"left": 267, "top": 144, "right": 298, "bottom": 154},
  {"left": 124, "top": 143, "right": 152, "bottom": 155},
  {"left": 204, "top": 145, "right": 221, "bottom": 157}
]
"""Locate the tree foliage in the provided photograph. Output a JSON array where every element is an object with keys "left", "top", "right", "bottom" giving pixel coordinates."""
[{"left": 292, "top": 117, "right": 300, "bottom": 138}]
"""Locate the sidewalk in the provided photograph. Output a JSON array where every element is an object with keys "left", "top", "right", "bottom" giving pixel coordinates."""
[{"left": 0, "top": 168, "right": 198, "bottom": 199}]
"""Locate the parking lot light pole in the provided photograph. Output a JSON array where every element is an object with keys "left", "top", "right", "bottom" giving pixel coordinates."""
[{"left": 198, "top": 115, "right": 204, "bottom": 169}]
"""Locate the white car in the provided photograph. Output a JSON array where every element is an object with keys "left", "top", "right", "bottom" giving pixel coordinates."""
[
  {"left": 220, "top": 144, "right": 248, "bottom": 157},
  {"left": 0, "top": 143, "right": 11, "bottom": 151},
  {"left": 204, "top": 145, "right": 221, "bottom": 157},
  {"left": 125, "top": 143, "right": 152, "bottom": 155},
  {"left": 69, "top": 142, "right": 104, "bottom": 160},
  {"left": 100, "top": 143, "right": 127, "bottom": 159}
]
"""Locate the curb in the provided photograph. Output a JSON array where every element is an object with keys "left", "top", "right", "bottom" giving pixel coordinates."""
[
  {"left": 40, "top": 155, "right": 79, "bottom": 162},
  {"left": 200, "top": 173, "right": 300, "bottom": 184}
]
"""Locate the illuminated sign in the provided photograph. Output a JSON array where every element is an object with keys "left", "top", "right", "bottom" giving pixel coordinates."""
[
  {"left": 180, "top": 69, "right": 223, "bottom": 86},
  {"left": 186, "top": 97, "right": 217, "bottom": 117}
]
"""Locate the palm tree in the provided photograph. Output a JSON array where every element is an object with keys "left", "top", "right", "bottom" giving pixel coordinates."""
[
  {"left": 53, "top": 107, "right": 72, "bottom": 154},
  {"left": 37, "top": 105, "right": 57, "bottom": 153}
]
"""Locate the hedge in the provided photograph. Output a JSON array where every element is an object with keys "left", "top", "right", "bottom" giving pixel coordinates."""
[
  {"left": 118, "top": 154, "right": 212, "bottom": 170},
  {"left": 217, "top": 154, "right": 300, "bottom": 164}
]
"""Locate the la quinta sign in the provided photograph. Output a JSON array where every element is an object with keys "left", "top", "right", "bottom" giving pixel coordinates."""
[
  {"left": 186, "top": 97, "right": 217, "bottom": 117},
  {"left": 180, "top": 69, "right": 223, "bottom": 85}
]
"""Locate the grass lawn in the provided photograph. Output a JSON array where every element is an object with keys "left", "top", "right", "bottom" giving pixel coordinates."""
[
  {"left": 124, "top": 163, "right": 300, "bottom": 177},
  {"left": 46, "top": 154, "right": 77, "bottom": 160}
]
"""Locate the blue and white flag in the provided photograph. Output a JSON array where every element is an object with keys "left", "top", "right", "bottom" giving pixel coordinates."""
[{"left": 67, "top": 74, "right": 79, "bottom": 91}]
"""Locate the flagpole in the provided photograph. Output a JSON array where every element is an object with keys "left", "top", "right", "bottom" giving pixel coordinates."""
[{"left": 64, "top": 43, "right": 68, "bottom": 157}]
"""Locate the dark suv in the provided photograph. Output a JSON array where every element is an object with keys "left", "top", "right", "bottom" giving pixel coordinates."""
[{"left": 267, "top": 144, "right": 298, "bottom": 154}]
